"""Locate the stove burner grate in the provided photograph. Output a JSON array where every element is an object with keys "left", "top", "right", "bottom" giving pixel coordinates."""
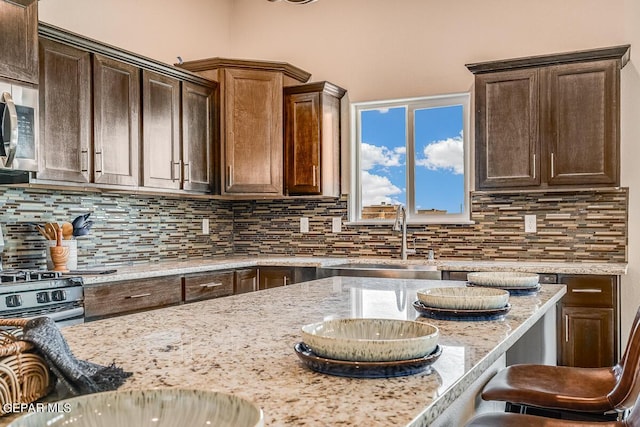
[{"left": 0, "top": 270, "right": 63, "bottom": 283}]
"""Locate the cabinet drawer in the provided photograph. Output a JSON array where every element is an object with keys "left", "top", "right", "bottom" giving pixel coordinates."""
[
  {"left": 84, "top": 276, "right": 182, "bottom": 319},
  {"left": 184, "top": 271, "right": 234, "bottom": 302},
  {"left": 442, "top": 271, "right": 469, "bottom": 281},
  {"left": 559, "top": 275, "right": 616, "bottom": 307}
]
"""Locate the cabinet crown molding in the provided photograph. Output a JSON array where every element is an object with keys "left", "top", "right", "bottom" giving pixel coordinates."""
[
  {"left": 177, "top": 57, "right": 311, "bottom": 83},
  {"left": 285, "top": 81, "right": 346, "bottom": 98},
  {"left": 466, "top": 45, "right": 630, "bottom": 74}
]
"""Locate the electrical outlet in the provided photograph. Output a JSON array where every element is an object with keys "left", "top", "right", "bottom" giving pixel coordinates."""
[
  {"left": 332, "top": 217, "right": 342, "bottom": 233},
  {"left": 300, "top": 217, "right": 309, "bottom": 233},
  {"left": 202, "top": 218, "right": 209, "bottom": 235},
  {"left": 524, "top": 215, "right": 537, "bottom": 233}
]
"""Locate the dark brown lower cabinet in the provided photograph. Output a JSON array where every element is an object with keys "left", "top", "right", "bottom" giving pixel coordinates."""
[
  {"left": 84, "top": 276, "right": 182, "bottom": 320},
  {"left": 234, "top": 268, "right": 258, "bottom": 294},
  {"left": 557, "top": 274, "right": 618, "bottom": 367},
  {"left": 258, "top": 267, "right": 294, "bottom": 290},
  {"left": 559, "top": 305, "right": 614, "bottom": 368},
  {"left": 183, "top": 270, "right": 234, "bottom": 302}
]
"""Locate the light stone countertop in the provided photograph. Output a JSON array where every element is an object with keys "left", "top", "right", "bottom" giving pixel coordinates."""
[
  {"left": 4, "top": 277, "right": 566, "bottom": 426},
  {"left": 76, "top": 256, "right": 627, "bottom": 285}
]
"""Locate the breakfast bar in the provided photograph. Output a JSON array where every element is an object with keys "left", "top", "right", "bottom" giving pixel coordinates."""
[{"left": 1, "top": 276, "right": 565, "bottom": 427}]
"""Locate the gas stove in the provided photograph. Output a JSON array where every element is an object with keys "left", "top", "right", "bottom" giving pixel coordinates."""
[{"left": 0, "top": 269, "right": 85, "bottom": 327}]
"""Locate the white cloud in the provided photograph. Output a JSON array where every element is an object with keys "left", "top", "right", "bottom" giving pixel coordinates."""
[
  {"left": 416, "top": 135, "right": 463, "bottom": 175},
  {"left": 361, "top": 171, "right": 402, "bottom": 206},
  {"left": 360, "top": 142, "right": 404, "bottom": 170}
]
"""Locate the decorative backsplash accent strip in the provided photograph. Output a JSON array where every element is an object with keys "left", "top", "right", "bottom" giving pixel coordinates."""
[{"left": 0, "top": 187, "right": 628, "bottom": 269}]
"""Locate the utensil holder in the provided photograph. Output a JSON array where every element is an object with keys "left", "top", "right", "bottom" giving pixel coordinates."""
[
  {"left": 49, "top": 246, "right": 70, "bottom": 272},
  {"left": 46, "top": 240, "right": 77, "bottom": 270}
]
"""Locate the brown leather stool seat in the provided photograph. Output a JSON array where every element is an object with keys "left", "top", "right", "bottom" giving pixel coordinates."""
[
  {"left": 481, "top": 364, "right": 619, "bottom": 412},
  {"left": 480, "top": 306, "right": 640, "bottom": 418}
]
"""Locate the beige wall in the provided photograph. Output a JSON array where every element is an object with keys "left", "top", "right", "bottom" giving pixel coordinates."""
[
  {"left": 38, "top": 0, "right": 232, "bottom": 63},
  {"left": 622, "top": 0, "right": 640, "bottom": 347},
  {"left": 39, "top": 1, "right": 639, "bottom": 341}
]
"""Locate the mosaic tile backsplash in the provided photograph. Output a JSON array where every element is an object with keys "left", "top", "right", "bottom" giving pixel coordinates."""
[{"left": 0, "top": 186, "right": 628, "bottom": 269}]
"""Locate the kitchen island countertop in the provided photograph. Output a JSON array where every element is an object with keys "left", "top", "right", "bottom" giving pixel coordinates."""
[{"left": 4, "top": 277, "right": 566, "bottom": 426}]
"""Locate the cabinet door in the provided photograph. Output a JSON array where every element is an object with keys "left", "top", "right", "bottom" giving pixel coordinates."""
[
  {"left": 285, "top": 91, "right": 321, "bottom": 194},
  {"left": 183, "top": 270, "right": 234, "bottom": 302},
  {"left": 259, "top": 267, "right": 293, "bottom": 290},
  {"left": 38, "top": 39, "right": 92, "bottom": 182},
  {"left": 182, "top": 81, "right": 214, "bottom": 192},
  {"left": 84, "top": 276, "right": 182, "bottom": 320},
  {"left": 234, "top": 268, "right": 258, "bottom": 294},
  {"left": 0, "top": 0, "right": 38, "bottom": 84},
  {"left": 543, "top": 60, "right": 619, "bottom": 186},
  {"left": 142, "top": 70, "right": 180, "bottom": 189},
  {"left": 559, "top": 305, "right": 614, "bottom": 368},
  {"left": 222, "top": 68, "right": 282, "bottom": 195},
  {"left": 93, "top": 54, "right": 140, "bottom": 186},
  {"left": 475, "top": 69, "right": 540, "bottom": 189}
]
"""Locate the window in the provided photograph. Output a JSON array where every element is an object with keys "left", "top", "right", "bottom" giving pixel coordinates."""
[{"left": 350, "top": 93, "right": 471, "bottom": 224}]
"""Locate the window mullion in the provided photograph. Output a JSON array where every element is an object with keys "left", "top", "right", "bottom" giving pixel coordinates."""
[{"left": 406, "top": 105, "right": 416, "bottom": 220}]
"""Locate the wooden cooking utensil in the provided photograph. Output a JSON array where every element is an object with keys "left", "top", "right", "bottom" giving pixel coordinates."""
[
  {"left": 44, "top": 223, "right": 56, "bottom": 241},
  {"left": 34, "top": 224, "right": 49, "bottom": 240},
  {"left": 61, "top": 222, "right": 73, "bottom": 240}
]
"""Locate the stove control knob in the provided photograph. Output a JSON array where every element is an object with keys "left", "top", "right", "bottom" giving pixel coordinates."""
[
  {"left": 36, "top": 292, "right": 51, "bottom": 304},
  {"left": 6, "top": 295, "right": 22, "bottom": 308},
  {"left": 51, "top": 290, "right": 67, "bottom": 302}
]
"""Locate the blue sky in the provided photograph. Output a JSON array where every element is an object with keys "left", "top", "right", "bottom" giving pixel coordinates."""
[{"left": 360, "top": 105, "right": 464, "bottom": 214}]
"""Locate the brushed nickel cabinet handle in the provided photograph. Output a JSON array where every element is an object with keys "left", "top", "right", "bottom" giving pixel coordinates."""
[
  {"left": 565, "top": 314, "right": 569, "bottom": 343},
  {"left": 170, "top": 160, "right": 175, "bottom": 181},
  {"left": 532, "top": 153, "right": 536, "bottom": 180},
  {"left": 227, "top": 165, "right": 233, "bottom": 187},
  {"left": 283, "top": 276, "right": 288, "bottom": 286},
  {"left": 183, "top": 161, "right": 190, "bottom": 182},
  {"left": 200, "top": 282, "right": 223, "bottom": 288},
  {"left": 550, "top": 152, "right": 555, "bottom": 178},
  {"left": 127, "top": 293, "right": 151, "bottom": 299},
  {"left": 95, "top": 151, "right": 103, "bottom": 173},
  {"left": 312, "top": 165, "right": 317, "bottom": 187},
  {"left": 81, "top": 149, "right": 89, "bottom": 173},
  {"left": 571, "top": 288, "right": 603, "bottom": 293}
]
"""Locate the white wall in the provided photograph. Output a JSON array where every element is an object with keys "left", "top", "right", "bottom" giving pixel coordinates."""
[{"left": 38, "top": 0, "right": 232, "bottom": 63}]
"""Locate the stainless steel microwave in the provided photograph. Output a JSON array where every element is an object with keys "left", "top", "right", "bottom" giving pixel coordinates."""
[{"left": 0, "top": 79, "right": 38, "bottom": 183}]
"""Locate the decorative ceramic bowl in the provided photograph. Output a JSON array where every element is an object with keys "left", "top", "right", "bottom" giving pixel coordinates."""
[
  {"left": 417, "top": 287, "right": 509, "bottom": 310},
  {"left": 301, "top": 318, "right": 439, "bottom": 362},
  {"left": 467, "top": 272, "right": 539, "bottom": 288},
  {"left": 8, "top": 389, "right": 264, "bottom": 427}
]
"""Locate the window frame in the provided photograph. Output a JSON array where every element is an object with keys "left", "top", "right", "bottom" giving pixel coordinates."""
[{"left": 349, "top": 92, "right": 472, "bottom": 225}]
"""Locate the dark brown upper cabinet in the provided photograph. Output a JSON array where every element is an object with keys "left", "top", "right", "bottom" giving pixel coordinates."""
[
  {"left": 0, "top": 0, "right": 38, "bottom": 84},
  {"left": 93, "top": 54, "right": 141, "bottom": 186},
  {"left": 178, "top": 58, "right": 311, "bottom": 197},
  {"left": 142, "top": 73, "right": 215, "bottom": 192},
  {"left": 467, "top": 45, "right": 630, "bottom": 191},
  {"left": 284, "top": 81, "right": 346, "bottom": 196},
  {"left": 37, "top": 24, "right": 217, "bottom": 194},
  {"left": 142, "top": 70, "right": 181, "bottom": 190},
  {"left": 181, "top": 81, "right": 215, "bottom": 192},
  {"left": 38, "top": 38, "right": 92, "bottom": 182}
]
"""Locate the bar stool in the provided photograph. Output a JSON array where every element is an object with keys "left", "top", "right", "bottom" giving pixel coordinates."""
[
  {"left": 465, "top": 389, "right": 640, "bottom": 426},
  {"left": 480, "top": 306, "right": 640, "bottom": 420}
]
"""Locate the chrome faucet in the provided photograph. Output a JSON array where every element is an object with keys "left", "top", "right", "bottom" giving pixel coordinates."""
[{"left": 392, "top": 205, "right": 416, "bottom": 260}]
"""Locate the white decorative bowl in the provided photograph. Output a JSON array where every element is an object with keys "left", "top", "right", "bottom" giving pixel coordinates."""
[
  {"left": 417, "top": 287, "right": 509, "bottom": 310},
  {"left": 301, "top": 318, "right": 439, "bottom": 362},
  {"left": 8, "top": 389, "right": 264, "bottom": 427},
  {"left": 467, "top": 272, "right": 539, "bottom": 288}
]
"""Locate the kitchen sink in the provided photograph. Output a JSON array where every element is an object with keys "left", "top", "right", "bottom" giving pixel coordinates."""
[{"left": 317, "top": 262, "right": 441, "bottom": 280}]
